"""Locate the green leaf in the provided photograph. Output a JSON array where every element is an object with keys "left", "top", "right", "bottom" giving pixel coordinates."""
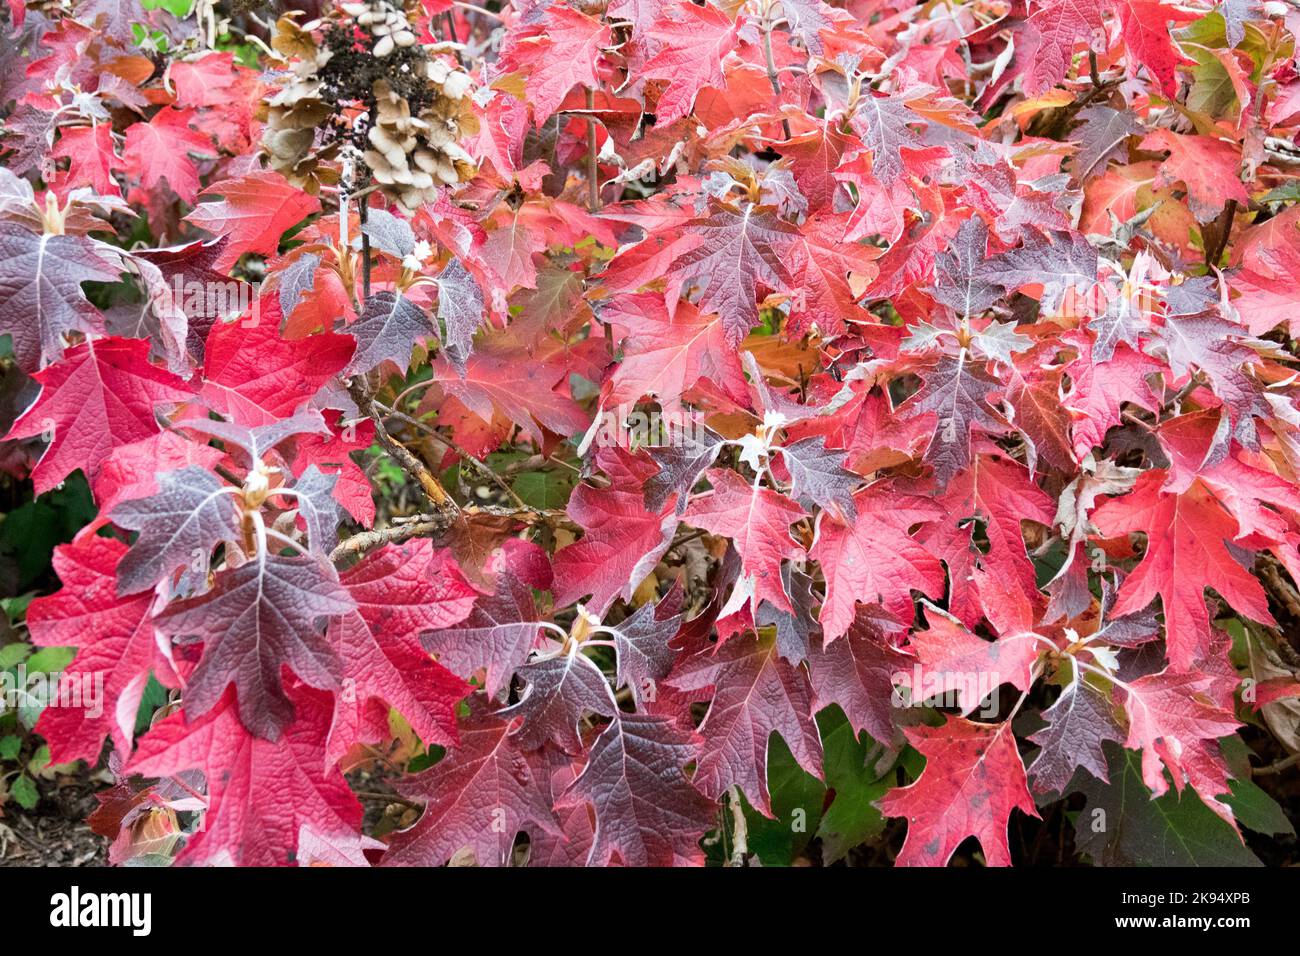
[
  {"left": 1186, "top": 46, "right": 1239, "bottom": 120},
  {"left": 0, "top": 735, "right": 21, "bottom": 761},
  {"left": 1261, "top": 181, "right": 1300, "bottom": 204},
  {"left": 133, "top": 675, "right": 171, "bottom": 737},
  {"left": 815, "top": 706, "right": 889, "bottom": 863},
  {"left": 1073, "top": 743, "right": 1262, "bottom": 866},
  {"left": 1225, "top": 776, "right": 1294, "bottom": 837},
  {"left": 739, "top": 731, "right": 825, "bottom": 865},
  {"left": 0, "top": 642, "right": 31, "bottom": 669},
  {"left": 142, "top": 0, "right": 195, "bottom": 14},
  {"left": 511, "top": 470, "right": 574, "bottom": 509},
  {"left": 10, "top": 773, "right": 38, "bottom": 810},
  {"left": 407, "top": 743, "right": 446, "bottom": 773},
  {"left": 27, "top": 743, "right": 49, "bottom": 775},
  {"left": 26, "top": 646, "right": 74, "bottom": 674},
  {"left": 129, "top": 23, "right": 170, "bottom": 53},
  {"left": 13, "top": 647, "right": 73, "bottom": 730},
  {"left": 0, "top": 474, "right": 95, "bottom": 589},
  {"left": 0, "top": 594, "right": 35, "bottom": 622},
  {"left": 1219, "top": 735, "right": 1294, "bottom": 837}
]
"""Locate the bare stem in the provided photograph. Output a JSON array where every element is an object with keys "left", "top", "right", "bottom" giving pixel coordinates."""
[
  {"left": 761, "top": 18, "right": 792, "bottom": 140},
  {"left": 375, "top": 399, "right": 534, "bottom": 513},
  {"left": 1254, "top": 752, "right": 1300, "bottom": 776},
  {"left": 443, "top": 11, "right": 466, "bottom": 68},
  {"left": 347, "top": 379, "right": 459, "bottom": 516},
  {"left": 452, "top": 1, "right": 502, "bottom": 20},
  {"left": 330, "top": 517, "right": 453, "bottom": 564},
  {"left": 586, "top": 88, "right": 600, "bottom": 212},
  {"left": 727, "top": 786, "right": 750, "bottom": 866}
]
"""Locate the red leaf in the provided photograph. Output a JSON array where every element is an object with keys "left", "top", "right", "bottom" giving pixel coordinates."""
[
  {"left": 553, "top": 447, "right": 677, "bottom": 615},
  {"left": 127, "top": 685, "right": 363, "bottom": 866},
  {"left": 7, "top": 337, "right": 194, "bottom": 494},
  {"left": 880, "top": 717, "right": 1038, "bottom": 867},
  {"left": 665, "top": 200, "right": 801, "bottom": 344},
  {"left": 383, "top": 701, "right": 561, "bottom": 866},
  {"left": 28, "top": 537, "right": 178, "bottom": 763},
  {"left": 0, "top": 225, "right": 122, "bottom": 372},
  {"left": 422, "top": 569, "right": 546, "bottom": 699},
  {"left": 921, "top": 452, "right": 1054, "bottom": 627},
  {"left": 199, "top": 316, "right": 353, "bottom": 427},
  {"left": 155, "top": 554, "right": 355, "bottom": 739},
  {"left": 1121, "top": 667, "right": 1242, "bottom": 822},
  {"left": 499, "top": 647, "right": 617, "bottom": 753},
  {"left": 290, "top": 413, "right": 377, "bottom": 527},
  {"left": 326, "top": 542, "right": 477, "bottom": 764},
  {"left": 185, "top": 172, "right": 322, "bottom": 271},
  {"left": 1020, "top": 0, "right": 1104, "bottom": 96},
  {"left": 556, "top": 713, "right": 714, "bottom": 865},
  {"left": 903, "top": 351, "right": 1005, "bottom": 488},
  {"left": 810, "top": 483, "right": 944, "bottom": 643},
  {"left": 497, "top": 6, "right": 612, "bottom": 122},
  {"left": 123, "top": 108, "right": 215, "bottom": 204},
  {"left": 807, "top": 604, "right": 912, "bottom": 744},
  {"left": 668, "top": 630, "right": 822, "bottom": 816},
  {"left": 1139, "top": 129, "right": 1249, "bottom": 223},
  {"left": 638, "top": 2, "right": 740, "bottom": 124},
  {"left": 91, "top": 430, "right": 225, "bottom": 523},
  {"left": 51, "top": 123, "right": 125, "bottom": 197},
  {"left": 907, "top": 604, "right": 1041, "bottom": 715},
  {"left": 603, "top": 293, "right": 748, "bottom": 411},
  {"left": 1091, "top": 470, "right": 1275, "bottom": 670},
  {"left": 683, "top": 468, "right": 807, "bottom": 613},
  {"left": 1116, "top": 0, "right": 1198, "bottom": 100}
]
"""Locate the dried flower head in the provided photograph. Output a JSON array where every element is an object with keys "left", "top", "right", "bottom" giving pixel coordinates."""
[{"left": 260, "top": 0, "right": 475, "bottom": 207}]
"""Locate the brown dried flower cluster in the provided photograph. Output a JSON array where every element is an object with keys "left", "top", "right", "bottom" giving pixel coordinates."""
[{"left": 260, "top": 0, "right": 475, "bottom": 209}]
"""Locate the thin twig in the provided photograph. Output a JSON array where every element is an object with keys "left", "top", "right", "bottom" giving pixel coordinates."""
[
  {"left": 586, "top": 87, "right": 601, "bottom": 212},
  {"left": 353, "top": 790, "right": 423, "bottom": 809},
  {"left": 375, "top": 400, "right": 534, "bottom": 513},
  {"left": 330, "top": 517, "right": 453, "bottom": 563},
  {"left": 332, "top": 502, "right": 565, "bottom": 563},
  {"left": 547, "top": 454, "right": 582, "bottom": 474},
  {"left": 667, "top": 527, "right": 707, "bottom": 554},
  {"left": 1254, "top": 752, "right": 1300, "bottom": 776},
  {"left": 453, "top": 1, "right": 502, "bottom": 20},
  {"left": 761, "top": 18, "right": 792, "bottom": 140},
  {"left": 1258, "top": 553, "right": 1300, "bottom": 621},
  {"left": 443, "top": 11, "right": 466, "bottom": 67},
  {"left": 347, "top": 379, "right": 459, "bottom": 516},
  {"left": 1158, "top": 371, "right": 1207, "bottom": 419}
]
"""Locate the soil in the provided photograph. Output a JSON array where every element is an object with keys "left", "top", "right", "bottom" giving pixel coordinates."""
[{"left": 0, "top": 766, "right": 107, "bottom": 867}]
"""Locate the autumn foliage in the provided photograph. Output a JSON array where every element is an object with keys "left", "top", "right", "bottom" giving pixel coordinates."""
[{"left": 2, "top": 0, "right": 1300, "bottom": 867}]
